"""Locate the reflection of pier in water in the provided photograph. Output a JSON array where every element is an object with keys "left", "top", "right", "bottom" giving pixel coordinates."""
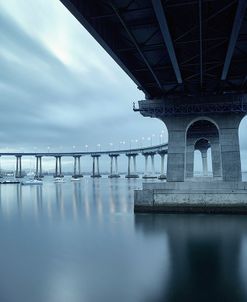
[
  {"left": 72, "top": 181, "right": 82, "bottom": 221},
  {"left": 17, "top": 184, "right": 22, "bottom": 214},
  {"left": 135, "top": 215, "right": 247, "bottom": 302},
  {"left": 36, "top": 185, "right": 42, "bottom": 211},
  {"left": 55, "top": 183, "right": 64, "bottom": 219},
  {"left": 0, "top": 179, "right": 136, "bottom": 221}
]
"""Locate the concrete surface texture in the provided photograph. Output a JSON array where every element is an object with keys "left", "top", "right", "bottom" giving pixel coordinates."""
[{"left": 135, "top": 97, "right": 247, "bottom": 213}]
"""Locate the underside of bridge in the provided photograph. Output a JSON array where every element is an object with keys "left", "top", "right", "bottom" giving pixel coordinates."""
[{"left": 60, "top": 0, "right": 247, "bottom": 213}]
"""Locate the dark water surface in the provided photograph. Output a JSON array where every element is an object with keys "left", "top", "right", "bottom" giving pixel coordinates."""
[{"left": 0, "top": 177, "right": 247, "bottom": 302}]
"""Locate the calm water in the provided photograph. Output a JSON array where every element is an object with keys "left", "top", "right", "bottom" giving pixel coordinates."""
[{"left": 0, "top": 176, "right": 247, "bottom": 302}]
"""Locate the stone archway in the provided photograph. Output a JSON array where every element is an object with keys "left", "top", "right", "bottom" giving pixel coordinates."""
[{"left": 186, "top": 119, "right": 222, "bottom": 179}]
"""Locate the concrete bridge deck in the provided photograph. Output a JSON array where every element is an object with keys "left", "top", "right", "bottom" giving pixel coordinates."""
[{"left": 0, "top": 143, "right": 167, "bottom": 157}]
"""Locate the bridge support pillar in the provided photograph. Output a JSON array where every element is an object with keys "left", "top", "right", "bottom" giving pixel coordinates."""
[
  {"left": 151, "top": 154, "right": 155, "bottom": 176},
  {"left": 158, "top": 151, "right": 167, "bottom": 180},
  {"left": 54, "top": 156, "right": 63, "bottom": 178},
  {"left": 142, "top": 152, "right": 157, "bottom": 178},
  {"left": 15, "top": 156, "right": 23, "bottom": 178},
  {"left": 163, "top": 113, "right": 243, "bottom": 182},
  {"left": 115, "top": 156, "right": 118, "bottom": 175},
  {"left": 91, "top": 155, "right": 101, "bottom": 178},
  {"left": 185, "top": 137, "right": 194, "bottom": 178},
  {"left": 125, "top": 153, "right": 139, "bottom": 178},
  {"left": 135, "top": 98, "right": 247, "bottom": 213},
  {"left": 35, "top": 156, "right": 43, "bottom": 179},
  {"left": 72, "top": 156, "right": 83, "bottom": 178},
  {"left": 211, "top": 138, "right": 222, "bottom": 178},
  {"left": 144, "top": 154, "right": 148, "bottom": 175},
  {"left": 201, "top": 149, "right": 208, "bottom": 177},
  {"left": 108, "top": 154, "right": 120, "bottom": 178}
]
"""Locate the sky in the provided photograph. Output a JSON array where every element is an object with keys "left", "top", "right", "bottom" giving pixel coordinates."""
[
  {"left": 0, "top": 0, "right": 164, "bottom": 154},
  {"left": 0, "top": 0, "right": 246, "bottom": 172}
]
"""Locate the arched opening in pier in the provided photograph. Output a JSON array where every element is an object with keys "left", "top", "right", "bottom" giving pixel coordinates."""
[{"left": 186, "top": 119, "right": 221, "bottom": 179}]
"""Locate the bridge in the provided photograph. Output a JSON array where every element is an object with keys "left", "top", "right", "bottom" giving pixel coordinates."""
[
  {"left": 0, "top": 143, "right": 167, "bottom": 179},
  {"left": 60, "top": 0, "right": 247, "bottom": 213}
]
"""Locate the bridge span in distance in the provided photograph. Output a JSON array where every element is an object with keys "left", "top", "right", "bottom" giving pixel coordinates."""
[{"left": 0, "top": 143, "right": 168, "bottom": 179}]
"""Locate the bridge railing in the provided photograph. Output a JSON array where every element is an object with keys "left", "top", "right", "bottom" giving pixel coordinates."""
[
  {"left": 0, "top": 143, "right": 168, "bottom": 157},
  {"left": 137, "top": 95, "right": 247, "bottom": 117}
]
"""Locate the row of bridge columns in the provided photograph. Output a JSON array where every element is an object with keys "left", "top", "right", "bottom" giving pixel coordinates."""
[{"left": 9, "top": 153, "right": 168, "bottom": 178}]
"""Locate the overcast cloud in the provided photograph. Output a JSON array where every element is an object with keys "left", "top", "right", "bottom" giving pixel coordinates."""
[
  {"left": 0, "top": 0, "right": 164, "bottom": 153},
  {"left": 0, "top": 0, "right": 246, "bottom": 170}
]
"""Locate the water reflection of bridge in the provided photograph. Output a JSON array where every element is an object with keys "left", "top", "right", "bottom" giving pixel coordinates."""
[
  {"left": 135, "top": 214, "right": 247, "bottom": 302},
  {"left": 0, "top": 179, "right": 135, "bottom": 221}
]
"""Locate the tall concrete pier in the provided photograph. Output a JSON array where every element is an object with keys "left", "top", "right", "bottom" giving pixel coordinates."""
[
  {"left": 54, "top": 156, "right": 63, "bottom": 178},
  {"left": 125, "top": 153, "right": 139, "bottom": 178},
  {"left": 108, "top": 154, "right": 120, "bottom": 178},
  {"left": 91, "top": 154, "right": 101, "bottom": 178},
  {"left": 15, "top": 156, "right": 22, "bottom": 178},
  {"left": 135, "top": 95, "right": 247, "bottom": 213},
  {"left": 73, "top": 156, "right": 83, "bottom": 178},
  {"left": 158, "top": 150, "right": 166, "bottom": 180},
  {"left": 35, "top": 156, "right": 43, "bottom": 179},
  {"left": 142, "top": 151, "right": 156, "bottom": 179}
]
